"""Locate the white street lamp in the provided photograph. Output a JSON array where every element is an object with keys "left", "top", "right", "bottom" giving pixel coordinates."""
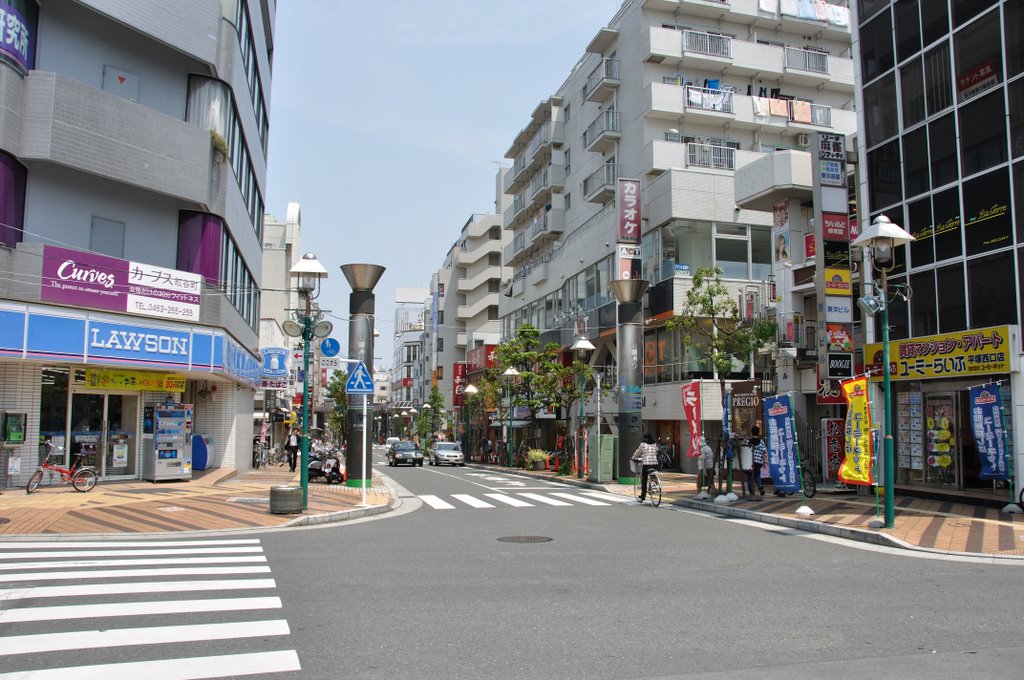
[
  {"left": 570, "top": 336, "right": 595, "bottom": 478},
  {"left": 503, "top": 367, "right": 519, "bottom": 467},
  {"left": 464, "top": 383, "right": 478, "bottom": 460},
  {"left": 852, "top": 214, "right": 916, "bottom": 529}
]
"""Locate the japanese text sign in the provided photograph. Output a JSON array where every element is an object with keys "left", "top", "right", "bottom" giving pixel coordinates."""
[{"left": 617, "top": 178, "right": 641, "bottom": 243}]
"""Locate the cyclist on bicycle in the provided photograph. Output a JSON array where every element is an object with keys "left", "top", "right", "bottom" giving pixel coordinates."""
[{"left": 631, "top": 432, "right": 660, "bottom": 503}]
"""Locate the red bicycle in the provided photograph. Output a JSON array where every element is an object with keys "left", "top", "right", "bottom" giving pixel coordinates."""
[{"left": 26, "top": 441, "right": 98, "bottom": 494}]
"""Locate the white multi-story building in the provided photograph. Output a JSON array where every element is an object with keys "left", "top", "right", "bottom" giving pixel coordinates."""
[
  {"left": 0, "top": 0, "right": 273, "bottom": 487},
  {"left": 499, "top": 0, "right": 856, "bottom": 456}
]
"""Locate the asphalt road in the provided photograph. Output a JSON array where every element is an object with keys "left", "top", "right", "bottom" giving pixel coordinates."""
[
  {"left": 263, "top": 446, "right": 1024, "bottom": 680},
  {"left": 1, "top": 444, "right": 1021, "bottom": 679}
]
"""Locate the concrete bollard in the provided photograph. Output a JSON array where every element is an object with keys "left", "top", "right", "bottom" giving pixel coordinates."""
[{"left": 269, "top": 485, "right": 303, "bottom": 514}]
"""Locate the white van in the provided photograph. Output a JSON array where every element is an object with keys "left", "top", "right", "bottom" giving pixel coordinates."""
[{"left": 384, "top": 437, "right": 401, "bottom": 449}]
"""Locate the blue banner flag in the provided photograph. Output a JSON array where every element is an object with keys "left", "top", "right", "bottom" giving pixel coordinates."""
[
  {"left": 723, "top": 388, "right": 733, "bottom": 460},
  {"left": 764, "top": 394, "right": 800, "bottom": 493},
  {"left": 968, "top": 384, "right": 1009, "bottom": 481}
]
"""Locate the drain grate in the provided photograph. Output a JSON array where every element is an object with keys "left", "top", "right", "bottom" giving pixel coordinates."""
[{"left": 497, "top": 535, "right": 553, "bottom": 544}]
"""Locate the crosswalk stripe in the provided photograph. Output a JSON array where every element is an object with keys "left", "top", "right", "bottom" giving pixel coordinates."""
[
  {"left": 0, "top": 650, "right": 302, "bottom": 679},
  {"left": 483, "top": 493, "right": 533, "bottom": 507},
  {"left": 550, "top": 492, "right": 609, "bottom": 506},
  {"left": 0, "top": 596, "right": 282, "bottom": 624},
  {"left": 0, "top": 566, "right": 272, "bottom": 583},
  {"left": 0, "top": 540, "right": 260, "bottom": 550},
  {"left": 0, "top": 556, "right": 268, "bottom": 571},
  {"left": 579, "top": 490, "right": 634, "bottom": 503},
  {"left": 517, "top": 493, "right": 572, "bottom": 506},
  {"left": 451, "top": 494, "right": 494, "bottom": 508},
  {"left": 0, "top": 619, "right": 290, "bottom": 656},
  {"left": 0, "top": 547, "right": 263, "bottom": 560},
  {"left": 420, "top": 495, "right": 456, "bottom": 509},
  {"left": 0, "top": 579, "right": 276, "bottom": 602}
]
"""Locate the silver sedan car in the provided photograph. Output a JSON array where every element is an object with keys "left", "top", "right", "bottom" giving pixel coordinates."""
[{"left": 430, "top": 442, "right": 465, "bottom": 466}]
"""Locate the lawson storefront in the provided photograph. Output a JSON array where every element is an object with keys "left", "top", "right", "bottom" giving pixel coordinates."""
[{"left": 0, "top": 303, "right": 259, "bottom": 489}]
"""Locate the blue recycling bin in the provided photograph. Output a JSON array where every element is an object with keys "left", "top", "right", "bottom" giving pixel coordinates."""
[{"left": 192, "top": 434, "right": 211, "bottom": 471}]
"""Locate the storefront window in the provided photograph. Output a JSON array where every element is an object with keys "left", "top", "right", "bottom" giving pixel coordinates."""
[
  {"left": 39, "top": 367, "right": 69, "bottom": 452},
  {"left": 910, "top": 270, "right": 937, "bottom": 336},
  {"left": 715, "top": 237, "right": 748, "bottom": 280},
  {"left": 670, "top": 220, "right": 712, "bottom": 274}
]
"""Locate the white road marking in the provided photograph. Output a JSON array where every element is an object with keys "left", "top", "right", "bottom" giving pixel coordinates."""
[
  {"left": 0, "top": 547, "right": 263, "bottom": 560},
  {"left": 0, "top": 566, "right": 271, "bottom": 583},
  {"left": 0, "top": 579, "right": 276, "bottom": 602},
  {"left": 419, "top": 495, "right": 456, "bottom": 509},
  {"left": 0, "top": 619, "right": 290, "bottom": 656},
  {"left": 484, "top": 494, "right": 533, "bottom": 507},
  {"left": 452, "top": 494, "right": 494, "bottom": 508},
  {"left": 0, "top": 596, "right": 282, "bottom": 623},
  {"left": 517, "top": 493, "right": 572, "bottom": 507},
  {"left": 0, "top": 650, "right": 302, "bottom": 679},
  {"left": 0, "top": 540, "right": 260, "bottom": 550},
  {"left": 579, "top": 491, "right": 634, "bottom": 503},
  {"left": 550, "top": 492, "right": 609, "bottom": 506},
  {"left": 0, "top": 556, "right": 267, "bottom": 572}
]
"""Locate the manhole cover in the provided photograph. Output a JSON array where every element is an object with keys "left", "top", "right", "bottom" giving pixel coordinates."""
[{"left": 497, "top": 535, "right": 553, "bottom": 544}]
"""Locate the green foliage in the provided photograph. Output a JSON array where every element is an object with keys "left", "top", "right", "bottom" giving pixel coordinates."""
[
  {"left": 415, "top": 385, "right": 445, "bottom": 449},
  {"left": 665, "top": 266, "right": 777, "bottom": 381},
  {"left": 524, "top": 449, "right": 549, "bottom": 464},
  {"left": 210, "top": 129, "right": 229, "bottom": 161},
  {"left": 557, "top": 453, "right": 573, "bottom": 476},
  {"left": 324, "top": 371, "right": 349, "bottom": 443}
]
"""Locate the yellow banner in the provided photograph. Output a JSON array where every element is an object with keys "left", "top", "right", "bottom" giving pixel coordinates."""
[
  {"left": 839, "top": 376, "right": 874, "bottom": 486},
  {"left": 865, "top": 325, "right": 1012, "bottom": 381},
  {"left": 84, "top": 368, "right": 186, "bottom": 392}
]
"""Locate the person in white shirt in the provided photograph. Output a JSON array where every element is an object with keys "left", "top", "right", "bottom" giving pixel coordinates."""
[{"left": 285, "top": 429, "right": 300, "bottom": 473}]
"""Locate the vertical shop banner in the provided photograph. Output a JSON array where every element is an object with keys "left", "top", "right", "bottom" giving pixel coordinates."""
[
  {"left": 822, "top": 417, "right": 844, "bottom": 481},
  {"left": 617, "top": 178, "right": 641, "bottom": 243},
  {"left": 452, "top": 362, "right": 467, "bottom": 407},
  {"left": 722, "top": 388, "right": 733, "bottom": 461},
  {"left": 681, "top": 381, "right": 702, "bottom": 457},
  {"left": 839, "top": 376, "right": 874, "bottom": 485},
  {"left": 763, "top": 394, "right": 799, "bottom": 492},
  {"left": 968, "top": 384, "right": 1009, "bottom": 480}
]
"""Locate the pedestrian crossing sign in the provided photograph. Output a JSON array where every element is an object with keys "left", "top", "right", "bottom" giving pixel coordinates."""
[{"left": 345, "top": 361, "right": 374, "bottom": 394}]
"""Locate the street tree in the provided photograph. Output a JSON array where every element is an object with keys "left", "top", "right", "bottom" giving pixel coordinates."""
[
  {"left": 414, "top": 385, "right": 445, "bottom": 449},
  {"left": 324, "top": 370, "right": 349, "bottom": 444}
]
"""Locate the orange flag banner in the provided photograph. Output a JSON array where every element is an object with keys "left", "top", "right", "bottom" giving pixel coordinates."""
[{"left": 839, "top": 376, "right": 875, "bottom": 485}]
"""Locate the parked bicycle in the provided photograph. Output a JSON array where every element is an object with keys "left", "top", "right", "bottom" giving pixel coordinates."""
[
  {"left": 632, "top": 460, "right": 662, "bottom": 507},
  {"left": 26, "top": 441, "right": 98, "bottom": 494},
  {"left": 773, "top": 463, "right": 817, "bottom": 499}
]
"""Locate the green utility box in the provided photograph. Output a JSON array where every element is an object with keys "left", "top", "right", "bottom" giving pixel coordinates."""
[{"left": 588, "top": 435, "right": 616, "bottom": 483}]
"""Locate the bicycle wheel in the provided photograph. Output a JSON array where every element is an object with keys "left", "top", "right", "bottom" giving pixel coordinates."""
[
  {"left": 72, "top": 468, "right": 98, "bottom": 492},
  {"left": 649, "top": 474, "right": 662, "bottom": 507},
  {"left": 802, "top": 469, "right": 817, "bottom": 499},
  {"left": 26, "top": 470, "right": 43, "bottom": 494}
]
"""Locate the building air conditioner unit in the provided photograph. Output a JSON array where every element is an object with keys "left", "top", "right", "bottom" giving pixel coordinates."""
[{"left": 796, "top": 133, "right": 810, "bottom": 147}]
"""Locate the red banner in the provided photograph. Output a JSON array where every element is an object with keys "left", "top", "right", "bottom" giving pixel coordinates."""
[
  {"left": 467, "top": 344, "right": 497, "bottom": 373},
  {"left": 681, "top": 381, "right": 702, "bottom": 457},
  {"left": 617, "top": 178, "right": 641, "bottom": 243},
  {"left": 452, "top": 362, "right": 467, "bottom": 406}
]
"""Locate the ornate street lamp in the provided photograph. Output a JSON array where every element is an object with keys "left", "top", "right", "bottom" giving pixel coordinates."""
[
  {"left": 570, "top": 336, "right": 595, "bottom": 479},
  {"left": 285, "top": 252, "right": 330, "bottom": 510},
  {"left": 503, "top": 367, "right": 519, "bottom": 466},
  {"left": 853, "top": 214, "right": 916, "bottom": 529},
  {"left": 464, "top": 383, "right": 478, "bottom": 460}
]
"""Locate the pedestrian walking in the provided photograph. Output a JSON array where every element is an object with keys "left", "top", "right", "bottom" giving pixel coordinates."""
[
  {"left": 631, "top": 432, "right": 659, "bottom": 503},
  {"left": 747, "top": 425, "right": 766, "bottom": 498},
  {"left": 285, "top": 428, "right": 300, "bottom": 473},
  {"left": 700, "top": 437, "right": 716, "bottom": 495}
]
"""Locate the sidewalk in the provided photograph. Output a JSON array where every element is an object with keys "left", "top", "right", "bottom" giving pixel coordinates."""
[
  {"left": 469, "top": 463, "right": 1024, "bottom": 561},
  {"left": 0, "top": 464, "right": 393, "bottom": 537}
]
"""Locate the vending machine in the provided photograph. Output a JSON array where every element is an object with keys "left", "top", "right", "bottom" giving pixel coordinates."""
[{"left": 142, "top": 403, "right": 193, "bottom": 481}]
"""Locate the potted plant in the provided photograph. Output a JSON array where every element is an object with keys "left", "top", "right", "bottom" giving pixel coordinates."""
[{"left": 524, "top": 449, "right": 548, "bottom": 471}]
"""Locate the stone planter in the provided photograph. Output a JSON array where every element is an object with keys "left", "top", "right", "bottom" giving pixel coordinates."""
[{"left": 531, "top": 460, "right": 546, "bottom": 471}]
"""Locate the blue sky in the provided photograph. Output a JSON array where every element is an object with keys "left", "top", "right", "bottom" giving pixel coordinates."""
[{"left": 264, "top": 0, "right": 623, "bottom": 367}]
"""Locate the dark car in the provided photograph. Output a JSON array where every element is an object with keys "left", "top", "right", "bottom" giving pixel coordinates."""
[
  {"left": 430, "top": 442, "right": 465, "bottom": 466},
  {"left": 387, "top": 441, "right": 423, "bottom": 467}
]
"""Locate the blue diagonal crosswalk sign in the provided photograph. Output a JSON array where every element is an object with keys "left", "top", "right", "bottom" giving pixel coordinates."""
[{"left": 345, "top": 361, "right": 374, "bottom": 394}]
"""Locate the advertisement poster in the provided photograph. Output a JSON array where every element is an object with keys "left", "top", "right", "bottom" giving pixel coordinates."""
[
  {"left": 617, "top": 178, "right": 641, "bottom": 243},
  {"left": 681, "top": 381, "right": 702, "bottom": 457},
  {"left": 822, "top": 417, "right": 844, "bottom": 481},
  {"left": 722, "top": 387, "right": 733, "bottom": 461},
  {"left": 968, "top": 384, "right": 1009, "bottom": 480},
  {"left": 763, "top": 394, "right": 799, "bottom": 492},
  {"left": 866, "top": 326, "right": 1012, "bottom": 381},
  {"left": 731, "top": 380, "right": 761, "bottom": 439},
  {"left": 839, "top": 376, "right": 874, "bottom": 485}
]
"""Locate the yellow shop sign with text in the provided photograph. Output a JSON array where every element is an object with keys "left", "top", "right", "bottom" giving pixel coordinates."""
[
  {"left": 822, "top": 268, "right": 851, "bottom": 296},
  {"left": 865, "top": 326, "right": 1015, "bottom": 381},
  {"left": 85, "top": 368, "right": 187, "bottom": 392}
]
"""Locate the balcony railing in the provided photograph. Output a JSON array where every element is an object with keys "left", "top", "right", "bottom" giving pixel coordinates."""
[
  {"left": 582, "top": 110, "right": 620, "bottom": 148},
  {"left": 512, "top": 231, "right": 526, "bottom": 254},
  {"left": 685, "top": 86, "right": 734, "bottom": 113},
  {"left": 512, "top": 155, "right": 526, "bottom": 178},
  {"left": 527, "top": 124, "right": 551, "bottom": 157},
  {"left": 784, "top": 47, "right": 829, "bottom": 74},
  {"left": 512, "top": 192, "right": 525, "bottom": 216},
  {"left": 583, "top": 163, "right": 618, "bottom": 197},
  {"left": 787, "top": 100, "right": 833, "bottom": 127},
  {"left": 687, "top": 143, "right": 735, "bottom": 170},
  {"left": 585, "top": 58, "right": 620, "bottom": 98},
  {"left": 683, "top": 30, "right": 731, "bottom": 58},
  {"left": 527, "top": 168, "right": 549, "bottom": 197}
]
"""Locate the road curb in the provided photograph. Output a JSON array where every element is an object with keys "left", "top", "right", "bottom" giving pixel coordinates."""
[{"left": 283, "top": 501, "right": 393, "bottom": 527}]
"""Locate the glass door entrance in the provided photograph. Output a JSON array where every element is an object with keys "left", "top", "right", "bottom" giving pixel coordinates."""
[{"left": 69, "top": 393, "right": 139, "bottom": 478}]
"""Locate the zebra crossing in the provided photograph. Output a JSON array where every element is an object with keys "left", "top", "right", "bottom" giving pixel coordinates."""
[
  {"left": 0, "top": 537, "right": 300, "bottom": 678},
  {"left": 418, "top": 489, "right": 633, "bottom": 510}
]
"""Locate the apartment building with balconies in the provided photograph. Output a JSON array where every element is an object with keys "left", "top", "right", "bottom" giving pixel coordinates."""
[
  {"left": 0, "top": 0, "right": 273, "bottom": 488},
  {"left": 499, "top": 0, "right": 856, "bottom": 456}
]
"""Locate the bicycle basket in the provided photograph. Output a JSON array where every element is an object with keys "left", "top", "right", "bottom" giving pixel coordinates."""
[{"left": 630, "top": 460, "right": 641, "bottom": 474}]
